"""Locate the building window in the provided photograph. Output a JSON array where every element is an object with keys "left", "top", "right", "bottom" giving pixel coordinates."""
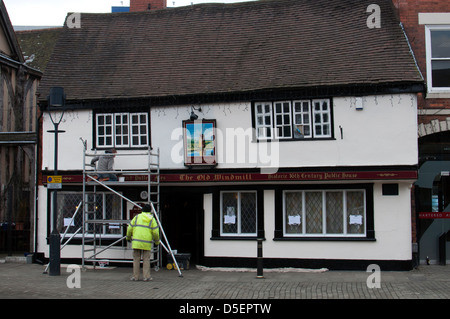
[
  {"left": 220, "top": 191, "right": 257, "bottom": 236},
  {"left": 283, "top": 189, "right": 366, "bottom": 237},
  {"left": 426, "top": 26, "right": 450, "bottom": 92},
  {"left": 312, "top": 100, "right": 332, "bottom": 138},
  {"left": 254, "top": 99, "right": 332, "bottom": 140},
  {"left": 293, "top": 100, "right": 312, "bottom": 138},
  {"left": 96, "top": 112, "right": 149, "bottom": 148},
  {"left": 274, "top": 101, "right": 292, "bottom": 139},
  {"left": 254, "top": 102, "right": 273, "bottom": 139},
  {"left": 56, "top": 191, "right": 123, "bottom": 238}
]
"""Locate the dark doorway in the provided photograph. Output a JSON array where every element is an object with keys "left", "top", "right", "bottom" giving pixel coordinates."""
[{"left": 160, "top": 188, "right": 204, "bottom": 266}]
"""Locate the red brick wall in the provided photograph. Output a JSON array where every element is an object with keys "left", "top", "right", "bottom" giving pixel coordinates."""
[
  {"left": 393, "top": 0, "right": 450, "bottom": 125},
  {"left": 130, "top": 0, "right": 167, "bottom": 11}
]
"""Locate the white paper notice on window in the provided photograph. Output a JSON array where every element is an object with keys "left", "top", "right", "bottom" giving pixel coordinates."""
[
  {"left": 349, "top": 215, "right": 363, "bottom": 225},
  {"left": 288, "top": 215, "right": 301, "bottom": 225},
  {"left": 224, "top": 215, "right": 236, "bottom": 224},
  {"left": 64, "top": 218, "right": 74, "bottom": 227}
]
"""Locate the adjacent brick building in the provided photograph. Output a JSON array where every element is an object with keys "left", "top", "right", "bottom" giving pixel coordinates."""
[
  {"left": 394, "top": 0, "right": 450, "bottom": 264},
  {"left": 394, "top": 0, "right": 450, "bottom": 133}
]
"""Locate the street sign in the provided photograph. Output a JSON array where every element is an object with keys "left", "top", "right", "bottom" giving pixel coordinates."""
[{"left": 47, "top": 176, "right": 62, "bottom": 189}]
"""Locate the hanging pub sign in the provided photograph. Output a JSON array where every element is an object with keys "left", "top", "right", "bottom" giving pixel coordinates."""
[{"left": 183, "top": 119, "right": 217, "bottom": 166}]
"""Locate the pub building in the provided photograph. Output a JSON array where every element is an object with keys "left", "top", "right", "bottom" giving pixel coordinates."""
[{"left": 36, "top": 0, "right": 424, "bottom": 270}]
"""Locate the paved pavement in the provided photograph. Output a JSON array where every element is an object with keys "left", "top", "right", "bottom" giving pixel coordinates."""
[{"left": 0, "top": 260, "right": 449, "bottom": 299}]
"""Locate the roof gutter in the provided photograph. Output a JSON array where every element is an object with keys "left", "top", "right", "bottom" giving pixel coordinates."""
[{"left": 0, "top": 52, "right": 43, "bottom": 77}]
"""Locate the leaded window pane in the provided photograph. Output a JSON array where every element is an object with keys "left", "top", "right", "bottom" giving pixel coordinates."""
[
  {"left": 305, "top": 192, "right": 322, "bottom": 234},
  {"left": 285, "top": 192, "right": 302, "bottom": 234},
  {"left": 347, "top": 191, "right": 365, "bottom": 234},
  {"left": 240, "top": 192, "right": 257, "bottom": 234},
  {"left": 326, "top": 192, "right": 343, "bottom": 234},
  {"left": 222, "top": 192, "right": 238, "bottom": 234}
]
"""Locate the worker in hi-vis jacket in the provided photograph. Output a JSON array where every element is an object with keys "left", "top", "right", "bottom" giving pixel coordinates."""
[{"left": 126, "top": 204, "right": 160, "bottom": 281}]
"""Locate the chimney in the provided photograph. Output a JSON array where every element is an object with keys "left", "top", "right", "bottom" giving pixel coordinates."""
[{"left": 130, "top": 0, "right": 167, "bottom": 11}]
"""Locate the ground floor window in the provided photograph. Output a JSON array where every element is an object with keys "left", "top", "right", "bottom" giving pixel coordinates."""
[
  {"left": 274, "top": 184, "right": 374, "bottom": 240},
  {"left": 221, "top": 191, "right": 257, "bottom": 236},
  {"left": 54, "top": 191, "right": 123, "bottom": 238},
  {"left": 211, "top": 187, "right": 264, "bottom": 239},
  {"left": 283, "top": 189, "right": 366, "bottom": 237}
]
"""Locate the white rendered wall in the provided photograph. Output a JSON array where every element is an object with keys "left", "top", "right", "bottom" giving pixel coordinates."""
[
  {"left": 42, "top": 94, "right": 418, "bottom": 172},
  {"left": 152, "top": 94, "right": 418, "bottom": 170},
  {"left": 39, "top": 93, "right": 417, "bottom": 261}
]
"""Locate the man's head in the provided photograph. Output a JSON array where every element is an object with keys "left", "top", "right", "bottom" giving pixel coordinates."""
[{"left": 141, "top": 204, "right": 152, "bottom": 213}]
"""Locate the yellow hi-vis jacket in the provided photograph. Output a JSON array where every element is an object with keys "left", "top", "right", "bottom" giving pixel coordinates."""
[{"left": 126, "top": 212, "right": 160, "bottom": 250}]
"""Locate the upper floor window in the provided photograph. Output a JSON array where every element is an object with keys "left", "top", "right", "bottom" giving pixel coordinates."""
[
  {"left": 254, "top": 99, "right": 332, "bottom": 140},
  {"left": 96, "top": 112, "right": 149, "bottom": 148},
  {"left": 426, "top": 26, "right": 450, "bottom": 92}
]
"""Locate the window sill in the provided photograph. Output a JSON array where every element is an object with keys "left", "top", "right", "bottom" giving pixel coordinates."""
[
  {"left": 426, "top": 92, "right": 450, "bottom": 99},
  {"left": 92, "top": 146, "right": 150, "bottom": 151},
  {"left": 255, "top": 137, "right": 336, "bottom": 142},
  {"left": 211, "top": 236, "right": 375, "bottom": 241},
  {"left": 211, "top": 236, "right": 262, "bottom": 241},
  {"left": 273, "top": 237, "right": 375, "bottom": 242}
]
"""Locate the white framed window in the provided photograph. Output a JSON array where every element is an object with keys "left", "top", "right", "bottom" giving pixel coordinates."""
[
  {"left": 312, "top": 99, "right": 332, "bottom": 138},
  {"left": 96, "top": 114, "right": 113, "bottom": 148},
  {"left": 425, "top": 25, "right": 450, "bottom": 92},
  {"left": 220, "top": 191, "right": 257, "bottom": 236},
  {"left": 254, "top": 99, "right": 332, "bottom": 140},
  {"left": 254, "top": 102, "right": 273, "bottom": 140},
  {"left": 274, "top": 101, "right": 292, "bottom": 139},
  {"left": 130, "top": 113, "right": 149, "bottom": 147},
  {"left": 114, "top": 113, "right": 129, "bottom": 147},
  {"left": 293, "top": 100, "right": 312, "bottom": 138},
  {"left": 283, "top": 189, "right": 366, "bottom": 237},
  {"left": 96, "top": 112, "right": 149, "bottom": 148}
]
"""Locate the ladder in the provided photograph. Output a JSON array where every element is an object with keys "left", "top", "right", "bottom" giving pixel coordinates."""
[{"left": 79, "top": 140, "right": 182, "bottom": 276}]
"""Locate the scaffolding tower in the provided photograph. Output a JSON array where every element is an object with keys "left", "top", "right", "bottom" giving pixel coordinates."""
[{"left": 78, "top": 140, "right": 181, "bottom": 276}]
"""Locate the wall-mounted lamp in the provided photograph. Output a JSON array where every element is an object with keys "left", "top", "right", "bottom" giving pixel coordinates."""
[{"left": 190, "top": 106, "right": 202, "bottom": 121}]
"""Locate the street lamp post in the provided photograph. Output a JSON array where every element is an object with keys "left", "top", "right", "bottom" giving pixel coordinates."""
[{"left": 47, "top": 87, "right": 66, "bottom": 276}]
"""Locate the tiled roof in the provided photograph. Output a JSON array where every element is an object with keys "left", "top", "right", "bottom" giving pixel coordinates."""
[
  {"left": 17, "top": 28, "right": 62, "bottom": 72},
  {"left": 38, "top": 0, "right": 423, "bottom": 102}
]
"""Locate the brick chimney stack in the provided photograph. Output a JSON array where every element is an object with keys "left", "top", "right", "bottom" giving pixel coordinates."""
[{"left": 130, "top": 0, "right": 167, "bottom": 11}]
